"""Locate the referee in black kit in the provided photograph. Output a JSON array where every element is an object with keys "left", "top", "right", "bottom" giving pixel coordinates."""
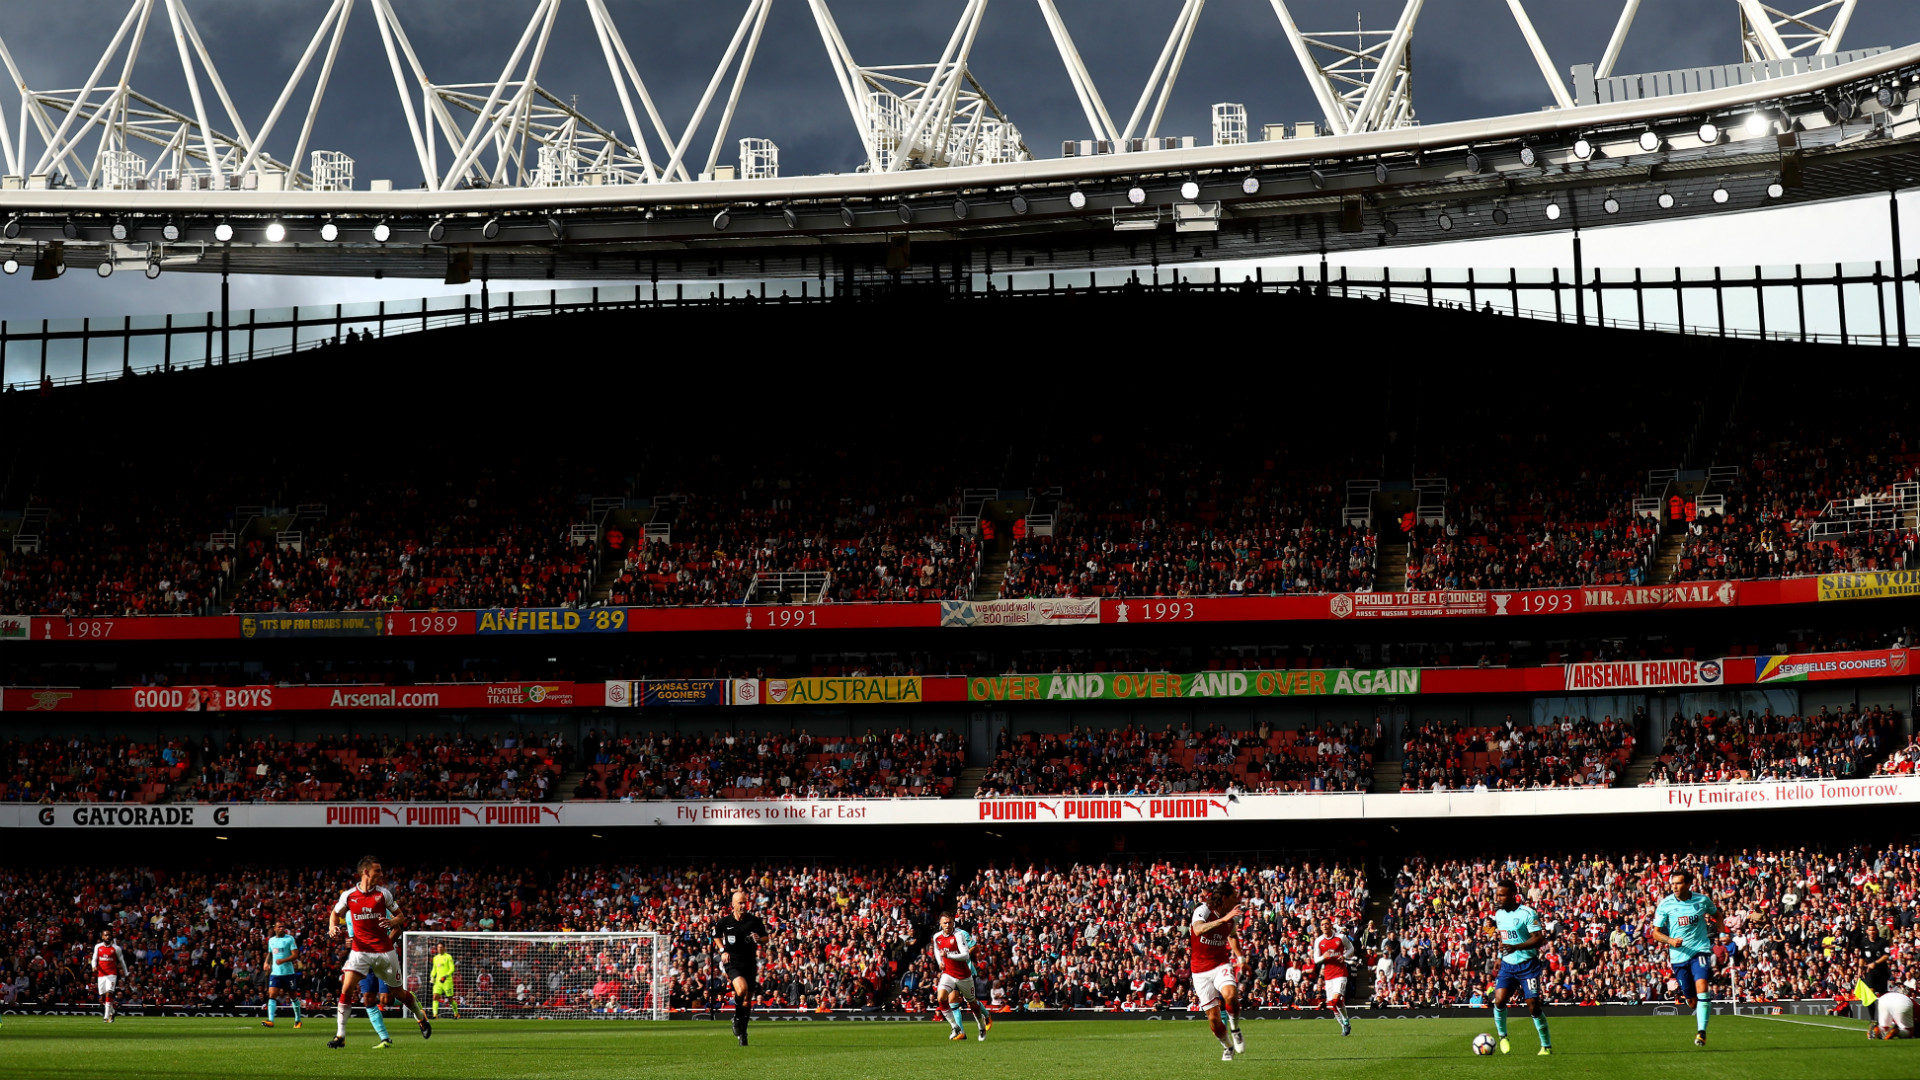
[{"left": 714, "top": 889, "right": 773, "bottom": 1045}]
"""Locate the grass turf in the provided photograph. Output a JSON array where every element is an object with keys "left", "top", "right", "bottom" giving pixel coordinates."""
[{"left": 0, "top": 1014, "right": 1908, "bottom": 1080}]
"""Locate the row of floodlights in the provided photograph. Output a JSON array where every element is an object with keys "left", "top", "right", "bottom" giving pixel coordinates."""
[
  {"left": 1417, "top": 179, "right": 1784, "bottom": 233},
  {"left": 0, "top": 215, "right": 569, "bottom": 245}
]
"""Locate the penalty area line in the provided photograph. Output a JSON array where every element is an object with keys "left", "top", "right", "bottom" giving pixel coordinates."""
[{"left": 1735, "top": 1013, "right": 1868, "bottom": 1031}]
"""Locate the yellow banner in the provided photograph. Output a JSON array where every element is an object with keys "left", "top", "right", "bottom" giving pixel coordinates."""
[
  {"left": 763, "top": 676, "right": 922, "bottom": 705},
  {"left": 1819, "top": 571, "right": 1920, "bottom": 602}
]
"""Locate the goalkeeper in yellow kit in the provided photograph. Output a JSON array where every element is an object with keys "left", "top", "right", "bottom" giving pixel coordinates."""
[{"left": 430, "top": 945, "right": 459, "bottom": 1019}]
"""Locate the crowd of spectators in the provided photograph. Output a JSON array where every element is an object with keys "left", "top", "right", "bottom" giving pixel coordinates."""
[
  {"left": 931, "top": 858, "right": 1368, "bottom": 1011},
  {"left": 0, "top": 520, "right": 228, "bottom": 617},
  {"left": 1643, "top": 706, "right": 1898, "bottom": 785},
  {"left": 1400, "top": 716, "right": 1635, "bottom": 792},
  {"left": 1404, "top": 517, "right": 1659, "bottom": 592},
  {"left": 974, "top": 720, "right": 1376, "bottom": 797},
  {"left": 1376, "top": 843, "right": 1919, "bottom": 1007},
  {"left": 0, "top": 736, "right": 188, "bottom": 804},
  {"left": 2, "top": 731, "right": 572, "bottom": 805},
  {"left": 571, "top": 727, "right": 964, "bottom": 801},
  {"left": 0, "top": 859, "right": 948, "bottom": 1014}
]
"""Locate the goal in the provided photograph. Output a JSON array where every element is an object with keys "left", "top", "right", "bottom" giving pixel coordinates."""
[{"left": 402, "top": 931, "right": 670, "bottom": 1020}]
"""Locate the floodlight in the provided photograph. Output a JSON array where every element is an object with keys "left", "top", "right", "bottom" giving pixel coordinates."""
[
  {"left": 1181, "top": 181, "right": 1200, "bottom": 200},
  {"left": 2, "top": 258, "right": 16, "bottom": 275},
  {"left": 481, "top": 217, "right": 500, "bottom": 240},
  {"left": 1545, "top": 200, "right": 1562, "bottom": 221},
  {"left": 1010, "top": 195, "right": 1030, "bottom": 215},
  {"left": 1658, "top": 190, "right": 1675, "bottom": 209},
  {"left": 1437, "top": 212, "right": 1454, "bottom": 232},
  {"left": 96, "top": 261, "right": 113, "bottom": 279},
  {"left": 1374, "top": 163, "right": 1390, "bottom": 184},
  {"left": 161, "top": 219, "right": 181, "bottom": 242},
  {"left": 546, "top": 216, "right": 564, "bottom": 239},
  {"left": 1492, "top": 207, "right": 1510, "bottom": 226},
  {"left": 1767, "top": 181, "right": 1785, "bottom": 199},
  {"left": 320, "top": 221, "right": 339, "bottom": 242},
  {"left": 144, "top": 261, "right": 161, "bottom": 280},
  {"left": 953, "top": 198, "right": 969, "bottom": 219},
  {"left": 2, "top": 217, "right": 17, "bottom": 239},
  {"left": 1465, "top": 151, "right": 1484, "bottom": 174},
  {"left": 1603, "top": 195, "right": 1621, "bottom": 215},
  {"left": 1638, "top": 130, "right": 1662, "bottom": 153},
  {"left": 62, "top": 218, "right": 79, "bottom": 239},
  {"left": 1309, "top": 170, "right": 1326, "bottom": 190},
  {"left": 214, "top": 221, "right": 234, "bottom": 243},
  {"left": 372, "top": 221, "right": 392, "bottom": 243},
  {"left": 1712, "top": 186, "right": 1730, "bottom": 204},
  {"left": 1068, "top": 190, "right": 1087, "bottom": 209},
  {"left": 1240, "top": 175, "right": 1259, "bottom": 195},
  {"left": 1744, "top": 113, "right": 1771, "bottom": 138},
  {"left": 264, "top": 221, "right": 287, "bottom": 243},
  {"left": 782, "top": 207, "right": 799, "bottom": 229},
  {"left": 840, "top": 206, "right": 857, "bottom": 226},
  {"left": 1518, "top": 145, "right": 1539, "bottom": 168},
  {"left": 111, "top": 219, "right": 129, "bottom": 242},
  {"left": 712, "top": 210, "right": 731, "bottom": 231},
  {"left": 427, "top": 219, "right": 446, "bottom": 242},
  {"left": 1697, "top": 122, "right": 1721, "bottom": 144},
  {"left": 897, "top": 201, "right": 913, "bottom": 223},
  {"left": 1572, "top": 138, "right": 1596, "bottom": 161},
  {"left": 1127, "top": 187, "right": 1147, "bottom": 205}
]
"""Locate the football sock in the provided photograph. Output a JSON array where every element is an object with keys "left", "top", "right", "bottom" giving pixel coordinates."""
[
  {"left": 1532, "top": 1016, "right": 1551, "bottom": 1047},
  {"left": 1225, "top": 1004, "right": 1241, "bottom": 1032},
  {"left": 104, "top": 999, "right": 113, "bottom": 1021},
  {"left": 366, "top": 1007, "right": 391, "bottom": 1041},
  {"left": 267, "top": 998, "right": 277, "bottom": 1022},
  {"left": 1492, "top": 1007, "right": 1508, "bottom": 1038},
  {"left": 432, "top": 998, "right": 439, "bottom": 1018},
  {"left": 292, "top": 997, "right": 302, "bottom": 1023},
  {"left": 336, "top": 998, "right": 350, "bottom": 1038},
  {"left": 949, "top": 1005, "right": 965, "bottom": 1031},
  {"left": 1210, "top": 1018, "right": 1231, "bottom": 1049},
  {"left": 969, "top": 999, "right": 987, "bottom": 1023},
  {"left": 1696, "top": 992, "right": 1711, "bottom": 1032},
  {"left": 736, "top": 1002, "right": 751, "bottom": 1032}
]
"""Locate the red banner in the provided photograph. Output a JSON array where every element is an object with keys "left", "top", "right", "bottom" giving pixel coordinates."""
[
  {"left": 0, "top": 682, "right": 602, "bottom": 713},
  {"left": 30, "top": 616, "right": 240, "bottom": 642},
  {"left": 0, "top": 577, "right": 1843, "bottom": 644}
]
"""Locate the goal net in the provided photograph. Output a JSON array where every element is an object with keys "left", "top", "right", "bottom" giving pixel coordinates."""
[{"left": 402, "top": 932, "right": 670, "bottom": 1020}]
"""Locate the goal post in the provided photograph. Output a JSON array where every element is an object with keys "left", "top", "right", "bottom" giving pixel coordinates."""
[{"left": 402, "top": 931, "right": 670, "bottom": 1020}]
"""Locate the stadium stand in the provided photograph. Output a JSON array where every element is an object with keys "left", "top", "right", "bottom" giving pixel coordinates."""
[
  {"left": 1377, "top": 842, "right": 1918, "bottom": 1007},
  {"left": 974, "top": 721, "right": 1376, "bottom": 796},
  {"left": 0, "top": 859, "right": 947, "bottom": 1013},
  {"left": 572, "top": 728, "right": 964, "bottom": 800},
  {"left": 1399, "top": 715, "right": 1634, "bottom": 791},
  {"left": 934, "top": 858, "right": 1369, "bottom": 1011},
  {"left": 1642, "top": 706, "right": 1898, "bottom": 785}
]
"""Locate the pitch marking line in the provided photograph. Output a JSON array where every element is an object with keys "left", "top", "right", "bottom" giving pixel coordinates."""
[{"left": 1737, "top": 1013, "right": 1867, "bottom": 1032}]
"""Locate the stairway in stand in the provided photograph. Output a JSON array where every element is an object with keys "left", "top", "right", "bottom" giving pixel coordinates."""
[
  {"left": 1645, "top": 533, "right": 1688, "bottom": 585},
  {"left": 1375, "top": 539, "right": 1410, "bottom": 592},
  {"left": 1616, "top": 751, "right": 1659, "bottom": 787},
  {"left": 971, "top": 551, "right": 1010, "bottom": 601},
  {"left": 950, "top": 767, "right": 989, "bottom": 798},
  {"left": 1370, "top": 761, "right": 1403, "bottom": 793}
]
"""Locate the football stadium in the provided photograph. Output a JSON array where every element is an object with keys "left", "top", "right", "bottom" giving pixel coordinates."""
[{"left": 3, "top": 3, "right": 1920, "bottom": 1079}]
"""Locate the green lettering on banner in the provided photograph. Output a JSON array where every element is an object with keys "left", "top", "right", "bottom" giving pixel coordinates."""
[{"left": 966, "top": 668, "right": 1421, "bottom": 702}]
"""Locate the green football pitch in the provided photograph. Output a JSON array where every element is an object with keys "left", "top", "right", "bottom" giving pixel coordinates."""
[{"left": 0, "top": 1014, "right": 1909, "bottom": 1080}]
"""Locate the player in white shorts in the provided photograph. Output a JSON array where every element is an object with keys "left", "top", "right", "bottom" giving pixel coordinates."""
[
  {"left": 327, "top": 855, "right": 432, "bottom": 1049},
  {"left": 930, "top": 913, "right": 991, "bottom": 1041},
  {"left": 91, "top": 931, "right": 128, "bottom": 1023},
  {"left": 1191, "top": 883, "right": 1246, "bottom": 1060},
  {"left": 1872, "top": 981, "right": 1916, "bottom": 1040}
]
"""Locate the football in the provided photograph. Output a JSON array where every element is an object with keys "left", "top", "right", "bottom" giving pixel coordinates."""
[{"left": 1473, "top": 1033, "right": 1498, "bottom": 1055}]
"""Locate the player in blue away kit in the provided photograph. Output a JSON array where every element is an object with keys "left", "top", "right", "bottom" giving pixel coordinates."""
[
  {"left": 1486, "top": 879, "right": 1553, "bottom": 1056},
  {"left": 262, "top": 922, "right": 302, "bottom": 1028},
  {"left": 1652, "top": 868, "right": 1724, "bottom": 1048}
]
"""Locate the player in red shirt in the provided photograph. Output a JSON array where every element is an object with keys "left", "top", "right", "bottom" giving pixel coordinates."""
[
  {"left": 91, "top": 930, "right": 128, "bottom": 1024},
  {"left": 326, "top": 855, "right": 432, "bottom": 1049},
  {"left": 1190, "top": 883, "right": 1246, "bottom": 1061},
  {"left": 1312, "top": 917, "right": 1357, "bottom": 1037},
  {"left": 929, "top": 912, "right": 991, "bottom": 1041}
]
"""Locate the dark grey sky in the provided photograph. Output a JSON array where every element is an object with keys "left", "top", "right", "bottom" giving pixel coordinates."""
[{"left": 5, "top": 1, "right": 1915, "bottom": 185}]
